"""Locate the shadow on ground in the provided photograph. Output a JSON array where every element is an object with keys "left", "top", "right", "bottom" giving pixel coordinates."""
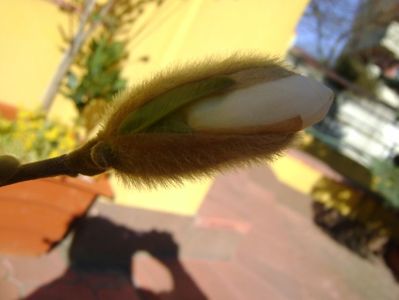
[{"left": 24, "top": 216, "right": 208, "bottom": 300}]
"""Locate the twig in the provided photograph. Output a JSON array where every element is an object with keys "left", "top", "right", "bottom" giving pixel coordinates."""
[
  {"left": 0, "top": 140, "right": 106, "bottom": 187},
  {"left": 0, "top": 155, "right": 76, "bottom": 187},
  {"left": 44, "top": 0, "right": 81, "bottom": 13}
]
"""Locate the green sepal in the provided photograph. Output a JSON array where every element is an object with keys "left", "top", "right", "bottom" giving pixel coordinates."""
[
  {"left": 146, "top": 115, "right": 193, "bottom": 133},
  {"left": 118, "top": 77, "right": 235, "bottom": 134}
]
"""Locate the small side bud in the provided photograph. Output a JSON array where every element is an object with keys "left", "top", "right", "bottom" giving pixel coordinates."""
[{"left": 0, "top": 155, "right": 20, "bottom": 184}]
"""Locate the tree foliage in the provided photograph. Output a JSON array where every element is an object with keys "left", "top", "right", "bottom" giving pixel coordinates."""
[{"left": 55, "top": 0, "right": 164, "bottom": 116}]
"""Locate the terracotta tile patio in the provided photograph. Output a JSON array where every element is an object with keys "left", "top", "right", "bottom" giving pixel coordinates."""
[{"left": 0, "top": 151, "right": 398, "bottom": 299}]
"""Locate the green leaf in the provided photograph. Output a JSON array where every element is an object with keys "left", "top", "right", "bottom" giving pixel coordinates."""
[{"left": 118, "top": 77, "right": 235, "bottom": 134}]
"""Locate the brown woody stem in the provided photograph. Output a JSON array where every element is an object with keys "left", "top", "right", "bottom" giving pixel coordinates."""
[
  {"left": 0, "top": 139, "right": 107, "bottom": 187},
  {"left": 0, "top": 155, "right": 77, "bottom": 187}
]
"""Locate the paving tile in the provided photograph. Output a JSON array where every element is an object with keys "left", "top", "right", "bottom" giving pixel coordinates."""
[
  {"left": 0, "top": 281, "right": 20, "bottom": 300},
  {"left": 0, "top": 179, "right": 95, "bottom": 255},
  {"left": 24, "top": 270, "right": 140, "bottom": 300},
  {"left": 92, "top": 202, "right": 243, "bottom": 261}
]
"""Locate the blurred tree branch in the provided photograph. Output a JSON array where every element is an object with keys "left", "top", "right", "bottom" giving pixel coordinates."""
[
  {"left": 41, "top": 0, "right": 115, "bottom": 111},
  {"left": 302, "top": 0, "right": 399, "bottom": 66}
]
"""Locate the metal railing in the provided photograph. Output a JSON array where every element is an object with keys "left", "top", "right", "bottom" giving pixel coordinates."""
[{"left": 311, "top": 92, "right": 399, "bottom": 167}]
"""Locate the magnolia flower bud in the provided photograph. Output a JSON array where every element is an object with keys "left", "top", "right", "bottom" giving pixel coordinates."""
[
  {"left": 185, "top": 74, "right": 333, "bottom": 133},
  {"left": 69, "top": 54, "right": 333, "bottom": 187}
]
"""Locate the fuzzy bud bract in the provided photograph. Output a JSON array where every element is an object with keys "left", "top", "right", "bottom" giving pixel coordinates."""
[{"left": 69, "top": 54, "right": 333, "bottom": 187}]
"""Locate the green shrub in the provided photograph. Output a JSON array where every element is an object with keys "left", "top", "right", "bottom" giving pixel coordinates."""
[
  {"left": 0, "top": 111, "right": 79, "bottom": 163},
  {"left": 372, "top": 160, "right": 399, "bottom": 209}
]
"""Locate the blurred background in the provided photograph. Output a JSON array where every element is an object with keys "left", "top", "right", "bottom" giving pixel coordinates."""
[{"left": 0, "top": 0, "right": 398, "bottom": 299}]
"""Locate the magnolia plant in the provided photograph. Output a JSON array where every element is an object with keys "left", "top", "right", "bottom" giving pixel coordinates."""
[{"left": 0, "top": 55, "right": 333, "bottom": 188}]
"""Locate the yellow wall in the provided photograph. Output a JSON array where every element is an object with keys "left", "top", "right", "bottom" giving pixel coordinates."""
[
  {"left": 123, "top": 0, "right": 309, "bottom": 79},
  {"left": 0, "top": 0, "right": 308, "bottom": 107},
  {"left": 0, "top": 0, "right": 309, "bottom": 215},
  {"left": 0, "top": 1, "right": 65, "bottom": 108}
]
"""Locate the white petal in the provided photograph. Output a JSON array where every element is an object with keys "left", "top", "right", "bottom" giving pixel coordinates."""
[{"left": 185, "top": 75, "right": 334, "bottom": 132}]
